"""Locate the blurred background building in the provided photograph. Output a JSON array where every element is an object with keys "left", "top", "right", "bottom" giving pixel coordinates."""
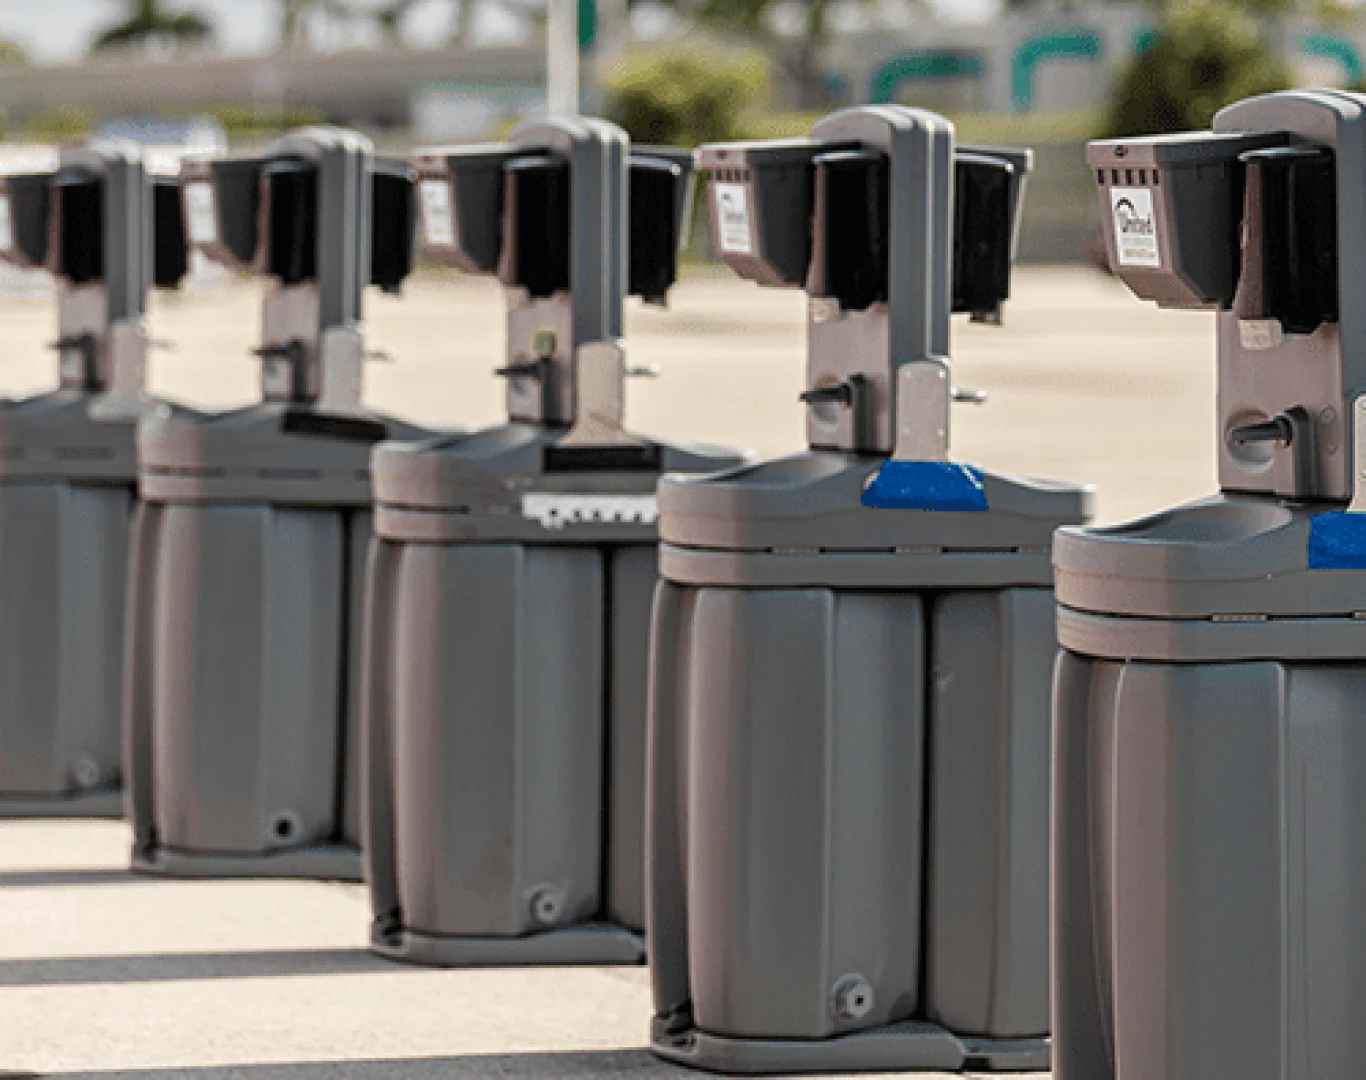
[{"left": 0, "top": 0, "right": 1358, "bottom": 262}]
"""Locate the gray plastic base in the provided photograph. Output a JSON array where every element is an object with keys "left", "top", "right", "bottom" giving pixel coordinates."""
[
  {"left": 651, "top": 1018, "right": 1050, "bottom": 1075},
  {"left": 0, "top": 786, "right": 123, "bottom": 820},
  {"left": 646, "top": 448, "right": 1089, "bottom": 1061},
  {"left": 126, "top": 502, "right": 371, "bottom": 870},
  {"left": 0, "top": 391, "right": 147, "bottom": 810},
  {"left": 132, "top": 843, "right": 362, "bottom": 882},
  {"left": 0, "top": 480, "right": 135, "bottom": 811},
  {"left": 1052, "top": 488, "right": 1366, "bottom": 1080},
  {"left": 126, "top": 403, "right": 431, "bottom": 883},
  {"left": 361, "top": 423, "right": 745, "bottom": 970},
  {"left": 1053, "top": 650, "right": 1366, "bottom": 1080},
  {"left": 648, "top": 580, "right": 1057, "bottom": 1052},
  {"left": 372, "top": 924, "right": 645, "bottom": 968},
  {"left": 362, "top": 538, "right": 657, "bottom": 955}
]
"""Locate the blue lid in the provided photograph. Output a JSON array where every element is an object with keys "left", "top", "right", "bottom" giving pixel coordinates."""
[
  {"left": 861, "top": 460, "right": 989, "bottom": 512},
  {"left": 1308, "top": 510, "right": 1366, "bottom": 570}
]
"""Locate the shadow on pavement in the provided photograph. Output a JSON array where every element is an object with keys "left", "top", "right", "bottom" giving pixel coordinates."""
[
  {"left": 0, "top": 869, "right": 141, "bottom": 888},
  {"left": 0, "top": 948, "right": 404, "bottom": 986},
  {"left": 52, "top": 1050, "right": 696, "bottom": 1079}
]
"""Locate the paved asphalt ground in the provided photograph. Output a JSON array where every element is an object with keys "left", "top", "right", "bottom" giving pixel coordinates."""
[
  {"left": 0, "top": 267, "right": 1210, "bottom": 1076},
  {"left": 0, "top": 821, "right": 1050, "bottom": 1079}
]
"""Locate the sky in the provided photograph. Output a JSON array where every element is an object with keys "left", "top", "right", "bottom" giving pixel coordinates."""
[
  {"left": 0, "top": 0, "right": 526, "bottom": 63},
  {"left": 0, "top": 0, "right": 989, "bottom": 64}
]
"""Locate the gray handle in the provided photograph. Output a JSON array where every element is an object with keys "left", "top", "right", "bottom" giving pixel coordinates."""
[
  {"left": 121, "top": 501, "right": 163, "bottom": 858},
  {"left": 359, "top": 536, "right": 402, "bottom": 936}
]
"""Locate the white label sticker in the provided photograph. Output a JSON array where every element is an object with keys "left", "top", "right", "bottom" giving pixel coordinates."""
[
  {"left": 260, "top": 357, "right": 293, "bottom": 397},
  {"left": 1239, "top": 319, "right": 1285, "bottom": 351},
  {"left": 0, "top": 195, "right": 11, "bottom": 253},
  {"left": 713, "top": 182, "right": 753, "bottom": 255},
  {"left": 420, "top": 179, "right": 456, "bottom": 247},
  {"left": 1110, "top": 186, "right": 1160, "bottom": 268},
  {"left": 522, "top": 493, "right": 657, "bottom": 531},
  {"left": 184, "top": 181, "right": 218, "bottom": 245},
  {"left": 59, "top": 345, "right": 84, "bottom": 383}
]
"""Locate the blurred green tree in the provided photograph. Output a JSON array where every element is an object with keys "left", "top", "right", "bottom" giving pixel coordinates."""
[
  {"left": 274, "top": 0, "right": 363, "bottom": 50},
  {"left": 657, "top": 0, "right": 872, "bottom": 108},
  {"left": 1105, "top": 0, "right": 1291, "bottom": 136},
  {"left": 329, "top": 0, "right": 488, "bottom": 47},
  {"left": 277, "top": 0, "right": 314, "bottom": 48},
  {"left": 373, "top": 0, "right": 419, "bottom": 43},
  {"left": 25, "top": 107, "right": 95, "bottom": 140},
  {"left": 603, "top": 47, "right": 769, "bottom": 146},
  {"left": 441, "top": 0, "right": 538, "bottom": 45},
  {"left": 0, "top": 41, "right": 29, "bottom": 66},
  {"left": 92, "top": 0, "right": 214, "bottom": 52}
]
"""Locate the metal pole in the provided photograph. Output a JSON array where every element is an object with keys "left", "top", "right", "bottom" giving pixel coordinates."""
[
  {"left": 583, "top": 0, "right": 617, "bottom": 114},
  {"left": 547, "top": 0, "right": 579, "bottom": 116}
]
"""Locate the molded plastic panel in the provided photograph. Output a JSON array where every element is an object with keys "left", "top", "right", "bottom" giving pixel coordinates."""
[
  {"left": 149, "top": 504, "right": 349, "bottom": 854},
  {"left": 0, "top": 482, "right": 131, "bottom": 798},
  {"left": 387, "top": 542, "right": 605, "bottom": 937},
  {"left": 648, "top": 583, "right": 1054, "bottom": 1044},
  {"left": 368, "top": 539, "right": 660, "bottom": 949},
  {"left": 1053, "top": 652, "right": 1366, "bottom": 1080},
  {"left": 604, "top": 545, "right": 658, "bottom": 930},
  {"left": 925, "top": 589, "right": 1052, "bottom": 1036},
  {"left": 339, "top": 511, "right": 373, "bottom": 846}
]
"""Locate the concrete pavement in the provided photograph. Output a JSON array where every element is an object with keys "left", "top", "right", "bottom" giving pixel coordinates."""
[{"left": 0, "top": 821, "right": 1046, "bottom": 1079}]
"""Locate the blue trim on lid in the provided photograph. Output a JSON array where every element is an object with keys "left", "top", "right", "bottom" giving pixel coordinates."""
[
  {"left": 861, "top": 461, "right": 989, "bottom": 512},
  {"left": 1307, "top": 511, "right": 1366, "bottom": 569}
]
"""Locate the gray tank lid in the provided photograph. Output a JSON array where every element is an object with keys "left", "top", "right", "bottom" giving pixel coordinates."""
[
  {"left": 138, "top": 401, "right": 429, "bottom": 506},
  {"left": 371, "top": 421, "right": 745, "bottom": 543},
  {"left": 0, "top": 389, "right": 151, "bottom": 482},
  {"left": 660, "top": 449, "right": 1090, "bottom": 551},
  {"left": 1055, "top": 492, "right": 1366, "bottom": 621}
]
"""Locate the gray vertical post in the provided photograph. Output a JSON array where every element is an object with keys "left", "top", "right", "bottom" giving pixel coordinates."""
[
  {"left": 646, "top": 105, "right": 1092, "bottom": 1074},
  {"left": 250, "top": 129, "right": 371, "bottom": 412},
  {"left": 496, "top": 117, "right": 628, "bottom": 424},
  {"left": 802, "top": 108, "right": 955, "bottom": 454},
  {"left": 0, "top": 140, "right": 175, "bottom": 819}
]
